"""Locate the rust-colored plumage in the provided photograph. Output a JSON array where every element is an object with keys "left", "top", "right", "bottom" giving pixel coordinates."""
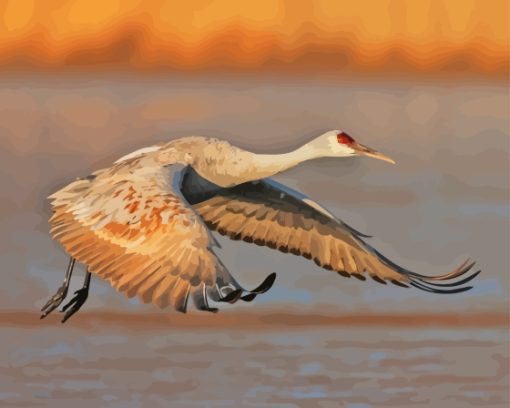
[{"left": 48, "top": 144, "right": 218, "bottom": 312}]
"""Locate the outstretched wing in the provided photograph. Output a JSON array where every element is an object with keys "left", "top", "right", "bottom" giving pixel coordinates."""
[
  {"left": 49, "top": 163, "right": 225, "bottom": 311},
  {"left": 189, "top": 178, "right": 479, "bottom": 293}
]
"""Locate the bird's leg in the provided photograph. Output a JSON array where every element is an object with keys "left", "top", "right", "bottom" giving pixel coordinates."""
[
  {"left": 40, "top": 257, "right": 75, "bottom": 319},
  {"left": 61, "top": 269, "right": 91, "bottom": 323},
  {"left": 192, "top": 283, "right": 218, "bottom": 313}
]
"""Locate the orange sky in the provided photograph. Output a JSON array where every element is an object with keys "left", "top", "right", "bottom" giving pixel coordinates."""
[{"left": 0, "top": 0, "right": 508, "bottom": 77}]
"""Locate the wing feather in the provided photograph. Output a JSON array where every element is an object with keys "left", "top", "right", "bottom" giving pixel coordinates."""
[
  {"left": 48, "top": 162, "right": 223, "bottom": 311},
  {"left": 190, "top": 178, "right": 478, "bottom": 293}
]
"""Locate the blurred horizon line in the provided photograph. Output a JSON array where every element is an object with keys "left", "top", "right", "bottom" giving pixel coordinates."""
[
  {"left": 0, "top": 66, "right": 507, "bottom": 84},
  {"left": 6, "top": 310, "right": 509, "bottom": 329}
]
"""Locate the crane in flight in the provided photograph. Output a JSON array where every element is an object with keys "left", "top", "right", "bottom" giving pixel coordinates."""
[{"left": 41, "top": 130, "right": 479, "bottom": 322}]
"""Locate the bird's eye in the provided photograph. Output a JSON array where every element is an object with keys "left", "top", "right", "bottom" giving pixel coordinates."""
[{"left": 337, "top": 132, "right": 355, "bottom": 145}]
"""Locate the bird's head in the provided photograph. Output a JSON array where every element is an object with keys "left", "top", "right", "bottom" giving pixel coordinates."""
[{"left": 311, "top": 130, "right": 395, "bottom": 164}]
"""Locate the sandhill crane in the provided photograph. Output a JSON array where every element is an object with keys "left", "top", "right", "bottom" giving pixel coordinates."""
[{"left": 41, "top": 131, "right": 479, "bottom": 322}]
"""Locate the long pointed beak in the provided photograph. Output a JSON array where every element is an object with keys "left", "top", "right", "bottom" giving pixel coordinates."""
[{"left": 354, "top": 143, "right": 396, "bottom": 164}]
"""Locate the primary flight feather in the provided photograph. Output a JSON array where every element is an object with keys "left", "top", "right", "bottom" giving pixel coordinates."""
[{"left": 42, "top": 131, "right": 479, "bottom": 322}]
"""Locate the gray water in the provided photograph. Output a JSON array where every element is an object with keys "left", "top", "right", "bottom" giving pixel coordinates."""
[{"left": 1, "top": 317, "right": 508, "bottom": 408}]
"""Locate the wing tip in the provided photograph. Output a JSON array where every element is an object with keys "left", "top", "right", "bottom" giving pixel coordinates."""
[{"left": 406, "top": 260, "right": 481, "bottom": 294}]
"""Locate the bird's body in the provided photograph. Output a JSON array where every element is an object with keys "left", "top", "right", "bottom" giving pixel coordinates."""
[{"left": 42, "top": 132, "right": 479, "bottom": 322}]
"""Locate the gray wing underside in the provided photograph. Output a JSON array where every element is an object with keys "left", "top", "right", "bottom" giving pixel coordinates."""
[{"left": 181, "top": 167, "right": 479, "bottom": 294}]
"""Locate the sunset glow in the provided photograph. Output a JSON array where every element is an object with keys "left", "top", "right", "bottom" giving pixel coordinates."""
[{"left": 0, "top": 0, "right": 508, "bottom": 76}]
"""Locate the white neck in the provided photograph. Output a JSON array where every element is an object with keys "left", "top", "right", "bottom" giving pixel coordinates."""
[{"left": 245, "top": 143, "right": 323, "bottom": 181}]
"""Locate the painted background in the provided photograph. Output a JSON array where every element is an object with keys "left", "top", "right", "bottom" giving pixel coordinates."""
[{"left": 0, "top": 1, "right": 508, "bottom": 407}]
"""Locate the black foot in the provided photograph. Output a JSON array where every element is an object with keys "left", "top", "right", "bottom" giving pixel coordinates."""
[
  {"left": 60, "top": 288, "right": 88, "bottom": 323},
  {"left": 218, "top": 272, "right": 277, "bottom": 303},
  {"left": 40, "top": 285, "right": 68, "bottom": 319},
  {"left": 248, "top": 272, "right": 277, "bottom": 294},
  {"left": 218, "top": 289, "right": 243, "bottom": 303}
]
